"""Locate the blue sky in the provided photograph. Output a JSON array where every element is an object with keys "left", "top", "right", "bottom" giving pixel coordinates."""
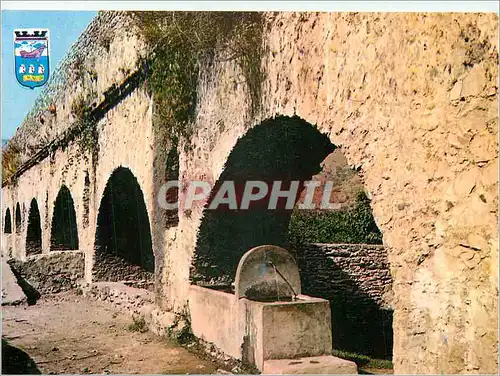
[{"left": 1, "top": 11, "right": 97, "bottom": 140}]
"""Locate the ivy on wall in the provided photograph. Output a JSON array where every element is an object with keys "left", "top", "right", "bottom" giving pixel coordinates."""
[
  {"left": 132, "top": 11, "right": 265, "bottom": 148},
  {"left": 288, "top": 191, "right": 383, "bottom": 245}
]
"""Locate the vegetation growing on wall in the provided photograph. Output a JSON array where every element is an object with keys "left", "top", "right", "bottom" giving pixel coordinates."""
[
  {"left": 288, "top": 191, "right": 383, "bottom": 245},
  {"left": 132, "top": 12, "right": 265, "bottom": 148},
  {"left": 69, "top": 89, "right": 100, "bottom": 171},
  {"left": 2, "top": 142, "right": 22, "bottom": 183}
]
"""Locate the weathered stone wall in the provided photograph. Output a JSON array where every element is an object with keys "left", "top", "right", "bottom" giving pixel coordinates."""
[
  {"left": 168, "top": 11, "right": 498, "bottom": 374},
  {"left": 1, "top": 88, "right": 154, "bottom": 264},
  {"left": 1, "top": 11, "right": 157, "bottom": 291},
  {"left": 8, "top": 251, "right": 84, "bottom": 294},
  {"left": 89, "top": 88, "right": 157, "bottom": 285},
  {"left": 2, "top": 11, "right": 498, "bottom": 375}
]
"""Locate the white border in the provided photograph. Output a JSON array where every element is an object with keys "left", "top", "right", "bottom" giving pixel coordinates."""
[{"left": 1, "top": 1, "right": 499, "bottom": 13}]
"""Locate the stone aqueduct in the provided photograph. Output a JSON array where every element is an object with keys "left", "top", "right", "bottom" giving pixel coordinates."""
[{"left": 1, "top": 11, "right": 498, "bottom": 374}]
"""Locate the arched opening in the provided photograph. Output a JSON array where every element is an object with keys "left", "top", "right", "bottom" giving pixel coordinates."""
[
  {"left": 192, "top": 116, "right": 334, "bottom": 284},
  {"left": 288, "top": 149, "right": 392, "bottom": 360},
  {"left": 93, "top": 167, "right": 154, "bottom": 285},
  {"left": 26, "top": 198, "right": 42, "bottom": 256},
  {"left": 192, "top": 115, "right": 392, "bottom": 360},
  {"left": 50, "top": 185, "right": 79, "bottom": 251},
  {"left": 4, "top": 208, "right": 12, "bottom": 234},
  {"left": 15, "top": 203, "right": 21, "bottom": 233}
]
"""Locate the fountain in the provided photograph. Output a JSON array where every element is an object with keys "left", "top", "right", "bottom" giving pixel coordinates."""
[{"left": 188, "top": 245, "right": 358, "bottom": 374}]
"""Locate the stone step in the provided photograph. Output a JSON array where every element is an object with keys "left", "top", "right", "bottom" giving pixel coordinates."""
[{"left": 262, "top": 355, "right": 358, "bottom": 374}]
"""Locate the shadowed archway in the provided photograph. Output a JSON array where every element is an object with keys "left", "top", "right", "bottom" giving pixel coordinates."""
[
  {"left": 93, "top": 167, "right": 154, "bottom": 284},
  {"left": 191, "top": 116, "right": 335, "bottom": 285},
  {"left": 15, "top": 203, "right": 21, "bottom": 233},
  {"left": 26, "top": 199, "right": 42, "bottom": 256},
  {"left": 50, "top": 185, "right": 79, "bottom": 250},
  {"left": 4, "top": 208, "right": 12, "bottom": 234}
]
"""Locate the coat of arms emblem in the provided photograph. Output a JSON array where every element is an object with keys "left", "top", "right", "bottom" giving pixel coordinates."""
[{"left": 14, "top": 29, "right": 50, "bottom": 89}]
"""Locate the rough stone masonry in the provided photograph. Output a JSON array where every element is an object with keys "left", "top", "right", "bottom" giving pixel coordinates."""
[{"left": 1, "top": 11, "right": 498, "bottom": 374}]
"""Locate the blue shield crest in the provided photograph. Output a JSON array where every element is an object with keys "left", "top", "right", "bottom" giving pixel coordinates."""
[{"left": 14, "top": 29, "right": 50, "bottom": 89}]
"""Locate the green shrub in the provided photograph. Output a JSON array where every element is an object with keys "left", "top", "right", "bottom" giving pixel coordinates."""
[
  {"left": 288, "top": 191, "right": 383, "bottom": 245},
  {"left": 127, "top": 316, "right": 147, "bottom": 333}
]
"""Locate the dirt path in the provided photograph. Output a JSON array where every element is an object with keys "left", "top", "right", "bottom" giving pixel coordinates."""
[{"left": 2, "top": 292, "right": 219, "bottom": 374}]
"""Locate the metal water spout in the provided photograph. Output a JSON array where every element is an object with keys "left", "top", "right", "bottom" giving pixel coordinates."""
[{"left": 265, "top": 260, "right": 298, "bottom": 301}]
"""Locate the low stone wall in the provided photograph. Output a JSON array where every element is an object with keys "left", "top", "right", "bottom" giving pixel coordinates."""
[
  {"left": 92, "top": 250, "right": 155, "bottom": 289},
  {"left": 8, "top": 251, "right": 84, "bottom": 295},
  {"left": 293, "top": 243, "right": 393, "bottom": 359},
  {"left": 294, "top": 243, "right": 392, "bottom": 307}
]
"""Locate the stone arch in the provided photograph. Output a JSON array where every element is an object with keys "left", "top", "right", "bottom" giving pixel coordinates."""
[
  {"left": 4, "top": 208, "right": 12, "bottom": 234},
  {"left": 15, "top": 202, "right": 21, "bottom": 233},
  {"left": 192, "top": 115, "right": 337, "bottom": 283},
  {"left": 26, "top": 198, "right": 42, "bottom": 256},
  {"left": 93, "top": 166, "right": 154, "bottom": 284},
  {"left": 191, "top": 115, "right": 392, "bottom": 358},
  {"left": 50, "top": 185, "right": 79, "bottom": 251}
]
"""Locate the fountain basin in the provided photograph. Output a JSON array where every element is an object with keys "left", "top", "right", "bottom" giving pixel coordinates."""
[{"left": 188, "top": 285, "right": 334, "bottom": 370}]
